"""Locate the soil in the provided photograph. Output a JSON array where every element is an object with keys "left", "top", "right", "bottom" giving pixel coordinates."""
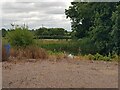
[{"left": 2, "top": 59, "right": 118, "bottom": 88}]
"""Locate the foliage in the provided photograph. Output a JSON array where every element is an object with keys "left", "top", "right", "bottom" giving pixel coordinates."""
[
  {"left": 37, "top": 40, "right": 80, "bottom": 55},
  {"left": 2, "top": 28, "right": 7, "bottom": 37},
  {"left": 87, "top": 53, "right": 112, "bottom": 61},
  {"left": 2, "top": 37, "right": 8, "bottom": 46},
  {"left": 87, "top": 54, "right": 95, "bottom": 60},
  {"left": 65, "top": 2, "right": 120, "bottom": 55},
  {"left": 111, "top": 4, "right": 120, "bottom": 55},
  {"left": 35, "top": 27, "right": 69, "bottom": 39},
  {"left": 6, "top": 25, "right": 34, "bottom": 48},
  {"left": 94, "top": 53, "right": 104, "bottom": 60},
  {"left": 78, "top": 38, "right": 98, "bottom": 55}
]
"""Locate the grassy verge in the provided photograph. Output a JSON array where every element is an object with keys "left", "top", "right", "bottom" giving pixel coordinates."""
[
  {"left": 36, "top": 39, "right": 119, "bottom": 62},
  {"left": 2, "top": 38, "right": 119, "bottom": 62}
]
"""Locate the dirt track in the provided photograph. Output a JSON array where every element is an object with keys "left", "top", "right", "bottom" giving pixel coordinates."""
[{"left": 2, "top": 59, "right": 118, "bottom": 88}]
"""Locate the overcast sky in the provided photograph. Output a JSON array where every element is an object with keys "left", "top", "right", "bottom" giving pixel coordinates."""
[
  {"left": 1, "top": 0, "right": 73, "bottom": 31},
  {"left": 1, "top": 0, "right": 119, "bottom": 31}
]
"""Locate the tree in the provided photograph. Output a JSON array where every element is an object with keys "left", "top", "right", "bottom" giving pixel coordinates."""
[
  {"left": 35, "top": 27, "right": 67, "bottom": 37},
  {"left": 65, "top": 2, "right": 101, "bottom": 38},
  {"left": 65, "top": 2, "right": 120, "bottom": 55},
  {"left": 2, "top": 28, "right": 7, "bottom": 37},
  {"left": 111, "top": 4, "right": 120, "bottom": 55},
  {"left": 35, "top": 27, "right": 48, "bottom": 36}
]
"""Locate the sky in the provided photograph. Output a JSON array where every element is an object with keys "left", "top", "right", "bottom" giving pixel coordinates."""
[
  {"left": 1, "top": 0, "right": 119, "bottom": 31},
  {"left": 1, "top": 0, "right": 73, "bottom": 31}
]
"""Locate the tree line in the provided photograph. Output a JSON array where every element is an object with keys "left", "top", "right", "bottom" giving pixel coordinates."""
[{"left": 1, "top": 26, "right": 71, "bottom": 39}]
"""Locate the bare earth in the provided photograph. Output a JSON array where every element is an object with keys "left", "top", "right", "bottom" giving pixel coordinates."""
[{"left": 2, "top": 59, "right": 118, "bottom": 88}]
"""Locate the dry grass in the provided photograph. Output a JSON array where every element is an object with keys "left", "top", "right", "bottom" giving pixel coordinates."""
[
  {"left": 9, "top": 46, "right": 48, "bottom": 60},
  {"left": 48, "top": 53, "right": 67, "bottom": 62},
  {"left": 2, "top": 47, "right": 7, "bottom": 61},
  {"left": 24, "top": 46, "right": 48, "bottom": 59}
]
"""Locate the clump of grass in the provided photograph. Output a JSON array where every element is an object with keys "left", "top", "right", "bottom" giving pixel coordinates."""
[
  {"left": 87, "top": 54, "right": 95, "bottom": 60},
  {"left": 103, "top": 56, "right": 111, "bottom": 61},
  {"left": 82, "top": 53, "right": 118, "bottom": 61},
  {"left": 47, "top": 50, "right": 67, "bottom": 61},
  {"left": 2, "top": 47, "right": 8, "bottom": 61},
  {"left": 10, "top": 46, "right": 48, "bottom": 60},
  {"left": 111, "top": 54, "right": 119, "bottom": 62},
  {"left": 94, "top": 53, "right": 104, "bottom": 60},
  {"left": 25, "top": 46, "right": 48, "bottom": 59},
  {"left": 89, "top": 53, "right": 112, "bottom": 61},
  {"left": 10, "top": 48, "right": 18, "bottom": 58}
]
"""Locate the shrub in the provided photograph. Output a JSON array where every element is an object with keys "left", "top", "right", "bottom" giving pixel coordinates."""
[
  {"left": 111, "top": 54, "right": 119, "bottom": 61},
  {"left": 7, "top": 25, "right": 34, "bottom": 48},
  {"left": 103, "top": 56, "right": 111, "bottom": 61},
  {"left": 94, "top": 53, "right": 104, "bottom": 60},
  {"left": 88, "top": 54, "right": 95, "bottom": 60},
  {"left": 78, "top": 38, "right": 98, "bottom": 55},
  {"left": 47, "top": 50, "right": 65, "bottom": 61}
]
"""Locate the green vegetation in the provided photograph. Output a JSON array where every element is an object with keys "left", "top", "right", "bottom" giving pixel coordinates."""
[
  {"left": 65, "top": 2, "right": 120, "bottom": 56},
  {"left": 34, "top": 27, "right": 70, "bottom": 39},
  {"left": 2, "top": 2, "right": 120, "bottom": 62},
  {"left": 87, "top": 53, "right": 119, "bottom": 61},
  {"left": 6, "top": 25, "right": 35, "bottom": 48},
  {"left": 2, "top": 28, "right": 7, "bottom": 37},
  {"left": 36, "top": 40, "right": 80, "bottom": 55}
]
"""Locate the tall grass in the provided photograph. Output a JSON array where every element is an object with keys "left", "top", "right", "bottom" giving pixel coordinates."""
[
  {"left": 10, "top": 46, "right": 48, "bottom": 60},
  {"left": 37, "top": 39, "right": 80, "bottom": 55},
  {"left": 2, "top": 38, "right": 48, "bottom": 61},
  {"left": 2, "top": 47, "right": 7, "bottom": 61}
]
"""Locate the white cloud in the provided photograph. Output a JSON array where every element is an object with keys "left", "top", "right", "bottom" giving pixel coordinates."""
[{"left": 1, "top": 0, "right": 73, "bottom": 31}]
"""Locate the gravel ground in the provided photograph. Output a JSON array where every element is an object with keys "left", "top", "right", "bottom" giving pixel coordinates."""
[{"left": 2, "top": 59, "right": 118, "bottom": 88}]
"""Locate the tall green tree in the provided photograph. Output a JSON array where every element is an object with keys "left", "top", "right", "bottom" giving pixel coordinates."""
[
  {"left": 65, "top": 2, "right": 94, "bottom": 38},
  {"left": 65, "top": 2, "right": 120, "bottom": 55},
  {"left": 111, "top": 4, "right": 120, "bottom": 55}
]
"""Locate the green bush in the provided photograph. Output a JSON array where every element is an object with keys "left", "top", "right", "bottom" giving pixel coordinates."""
[
  {"left": 103, "top": 56, "right": 111, "bottom": 61},
  {"left": 93, "top": 53, "right": 112, "bottom": 61},
  {"left": 2, "top": 37, "right": 8, "bottom": 46},
  {"left": 78, "top": 38, "right": 98, "bottom": 55},
  {"left": 111, "top": 54, "right": 119, "bottom": 61},
  {"left": 88, "top": 54, "right": 95, "bottom": 60},
  {"left": 94, "top": 53, "right": 104, "bottom": 60},
  {"left": 7, "top": 25, "right": 34, "bottom": 48}
]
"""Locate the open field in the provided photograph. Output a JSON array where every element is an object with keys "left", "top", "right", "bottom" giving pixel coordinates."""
[
  {"left": 1, "top": 1, "right": 120, "bottom": 89},
  {"left": 2, "top": 59, "right": 118, "bottom": 88}
]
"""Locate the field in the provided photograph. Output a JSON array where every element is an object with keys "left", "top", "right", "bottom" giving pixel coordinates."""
[
  {"left": 2, "top": 39, "right": 119, "bottom": 88},
  {"left": 2, "top": 38, "right": 119, "bottom": 61},
  {"left": 3, "top": 59, "right": 118, "bottom": 88},
  {"left": 2, "top": 35, "right": 119, "bottom": 88},
  {"left": 2, "top": 2, "right": 120, "bottom": 89},
  {"left": 36, "top": 39, "right": 80, "bottom": 55}
]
